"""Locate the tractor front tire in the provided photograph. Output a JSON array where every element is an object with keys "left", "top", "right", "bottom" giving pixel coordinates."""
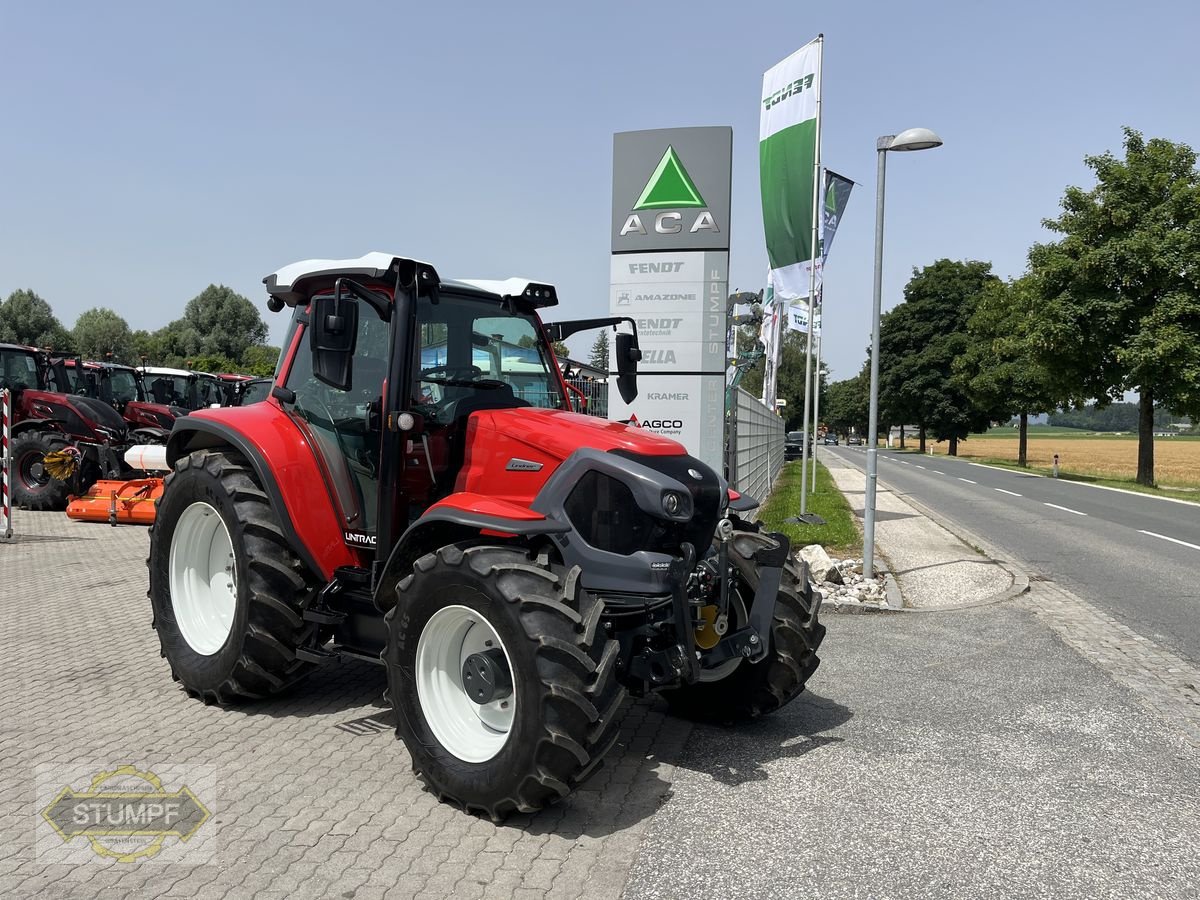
[
  {"left": 385, "top": 544, "right": 626, "bottom": 820},
  {"left": 148, "top": 449, "right": 320, "bottom": 704},
  {"left": 664, "top": 534, "right": 825, "bottom": 723},
  {"left": 10, "top": 431, "right": 71, "bottom": 510}
]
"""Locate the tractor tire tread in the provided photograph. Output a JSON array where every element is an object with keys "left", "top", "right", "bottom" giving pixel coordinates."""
[{"left": 386, "top": 542, "right": 626, "bottom": 821}]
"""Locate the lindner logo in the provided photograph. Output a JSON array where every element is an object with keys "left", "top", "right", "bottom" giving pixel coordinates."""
[{"left": 620, "top": 145, "right": 720, "bottom": 238}]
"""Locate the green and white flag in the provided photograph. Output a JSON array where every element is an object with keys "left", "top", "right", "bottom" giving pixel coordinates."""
[{"left": 760, "top": 38, "right": 822, "bottom": 301}]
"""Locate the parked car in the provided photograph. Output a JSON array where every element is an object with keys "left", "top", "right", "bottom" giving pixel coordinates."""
[
  {"left": 784, "top": 430, "right": 810, "bottom": 460},
  {"left": 823, "top": 433, "right": 839, "bottom": 445},
  {"left": 847, "top": 435, "right": 864, "bottom": 445}
]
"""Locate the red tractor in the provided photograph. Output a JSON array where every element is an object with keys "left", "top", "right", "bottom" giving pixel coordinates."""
[
  {"left": 0, "top": 343, "right": 132, "bottom": 509},
  {"left": 148, "top": 254, "right": 824, "bottom": 818},
  {"left": 53, "top": 357, "right": 183, "bottom": 443}
]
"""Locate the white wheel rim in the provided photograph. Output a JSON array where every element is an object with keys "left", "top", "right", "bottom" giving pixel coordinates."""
[
  {"left": 416, "top": 605, "right": 516, "bottom": 763},
  {"left": 169, "top": 501, "right": 238, "bottom": 656}
]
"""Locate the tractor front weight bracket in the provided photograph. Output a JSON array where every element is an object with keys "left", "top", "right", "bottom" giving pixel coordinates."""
[
  {"left": 668, "top": 542, "right": 699, "bottom": 684},
  {"left": 744, "top": 532, "right": 789, "bottom": 663}
]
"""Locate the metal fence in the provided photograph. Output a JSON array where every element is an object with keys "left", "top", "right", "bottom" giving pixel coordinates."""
[
  {"left": 728, "top": 387, "right": 785, "bottom": 504},
  {"left": 574, "top": 380, "right": 783, "bottom": 506}
]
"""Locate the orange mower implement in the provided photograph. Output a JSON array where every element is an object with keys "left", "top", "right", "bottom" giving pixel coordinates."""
[{"left": 66, "top": 477, "right": 164, "bottom": 525}]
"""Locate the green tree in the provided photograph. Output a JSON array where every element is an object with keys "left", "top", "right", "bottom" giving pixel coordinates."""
[
  {"left": 241, "top": 345, "right": 281, "bottom": 377},
  {"left": 1030, "top": 128, "right": 1200, "bottom": 485},
  {"left": 879, "top": 259, "right": 999, "bottom": 455},
  {"left": 0, "top": 289, "right": 74, "bottom": 351},
  {"left": 177, "top": 285, "right": 269, "bottom": 362},
  {"left": 955, "top": 277, "right": 1058, "bottom": 465},
  {"left": 517, "top": 334, "right": 569, "bottom": 358},
  {"left": 739, "top": 328, "right": 825, "bottom": 430},
  {"left": 588, "top": 330, "right": 610, "bottom": 371},
  {"left": 72, "top": 307, "right": 135, "bottom": 363},
  {"left": 825, "top": 364, "right": 870, "bottom": 438}
]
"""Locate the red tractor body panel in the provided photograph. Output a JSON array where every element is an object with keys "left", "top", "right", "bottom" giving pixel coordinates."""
[
  {"left": 456, "top": 407, "right": 686, "bottom": 506},
  {"left": 186, "top": 401, "right": 362, "bottom": 579},
  {"left": 124, "top": 400, "right": 178, "bottom": 430}
]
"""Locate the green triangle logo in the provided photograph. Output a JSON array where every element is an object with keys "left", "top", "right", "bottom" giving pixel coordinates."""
[
  {"left": 825, "top": 181, "right": 837, "bottom": 213},
  {"left": 633, "top": 146, "right": 706, "bottom": 210}
]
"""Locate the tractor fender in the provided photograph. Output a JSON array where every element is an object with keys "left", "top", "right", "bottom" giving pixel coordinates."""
[
  {"left": 167, "top": 416, "right": 353, "bottom": 580},
  {"left": 373, "top": 493, "right": 570, "bottom": 612}
]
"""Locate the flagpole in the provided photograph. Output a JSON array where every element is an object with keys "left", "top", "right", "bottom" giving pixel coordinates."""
[
  {"left": 798, "top": 34, "right": 823, "bottom": 516},
  {"left": 811, "top": 288, "right": 822, "bottom": 493}
]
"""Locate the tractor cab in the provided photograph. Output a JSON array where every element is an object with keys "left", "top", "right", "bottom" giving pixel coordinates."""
[
  {"left": 54, "top": 358, "right": 180, "bottom": 440},
  {"left": 139, "top": 366, "right": 200, "bottom": 409},
  {"left": 254, "top": 254, "right": 643, "bottom": 553}
]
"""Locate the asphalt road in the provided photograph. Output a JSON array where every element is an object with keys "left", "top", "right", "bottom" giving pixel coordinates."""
[{"left": 826, "top": 445, "right": 1200, "bottom": 665}]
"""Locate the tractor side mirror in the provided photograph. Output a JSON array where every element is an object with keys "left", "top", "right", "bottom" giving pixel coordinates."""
[
  {"left": 310, "top": 291, "right": 359, "bottom": 391},
  {"left": 614, "top": 331, "right": 641, "bottom": 405}
]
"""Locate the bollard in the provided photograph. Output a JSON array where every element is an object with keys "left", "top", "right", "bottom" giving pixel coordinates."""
[
  {"left": 1, "top": 388, "right": 11, "bottom": 541},
  {"left": 1052, "top": 453, "right": 1059, "bottom": 478}
]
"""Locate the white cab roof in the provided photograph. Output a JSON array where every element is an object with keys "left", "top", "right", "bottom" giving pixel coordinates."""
[
  {"left": 139, "top": 367, "right": 193, "bottom": 377},
  {"left": 264, "top": 252, "right": 557, "bottom": 307}
]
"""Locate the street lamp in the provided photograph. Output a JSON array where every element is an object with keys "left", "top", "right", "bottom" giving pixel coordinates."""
[{"left": 863, "top": 127, "right": 943, "bottom": 580}]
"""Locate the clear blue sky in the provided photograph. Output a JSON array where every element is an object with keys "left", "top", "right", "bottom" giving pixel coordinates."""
[{"left": 3, "top": 0, "right": 1197, "bottom": 381}]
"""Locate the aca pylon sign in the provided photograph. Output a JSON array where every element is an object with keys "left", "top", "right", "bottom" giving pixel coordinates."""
[{"left": 609, "top": 127, "right": 732, "bottom": 473}]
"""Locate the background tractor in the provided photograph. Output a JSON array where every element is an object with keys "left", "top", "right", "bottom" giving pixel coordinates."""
[
  {"left": 54, "top": 357, "right": 183, "bottom": 442},
  {"left": 148, "top": 253, "right": 824, "bottom": 819},
  {"left": 0, "top": 343, "right": 131, "bottom": 509}
]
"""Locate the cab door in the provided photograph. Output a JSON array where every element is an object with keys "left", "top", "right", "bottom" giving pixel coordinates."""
[{"left": 280, "top": 300, "right": 391, "bottom": 547}]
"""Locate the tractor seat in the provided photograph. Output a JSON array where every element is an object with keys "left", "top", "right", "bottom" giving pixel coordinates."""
[{"left": 436, "top": 382, "right": 529, "bottom": 426}]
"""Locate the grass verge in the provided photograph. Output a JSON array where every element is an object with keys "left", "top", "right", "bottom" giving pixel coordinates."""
[{"left": 757, "top": 459, "right": 860, "bottom": 556}]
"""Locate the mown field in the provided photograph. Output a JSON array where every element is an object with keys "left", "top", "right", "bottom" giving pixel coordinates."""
[{"left": 918, "top": 433, "right": 1200, "bottom": 487}]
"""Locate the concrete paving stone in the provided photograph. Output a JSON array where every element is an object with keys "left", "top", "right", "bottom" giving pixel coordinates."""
[{"left": 9, "top": 476, "right": 1200, "bottom": 900}]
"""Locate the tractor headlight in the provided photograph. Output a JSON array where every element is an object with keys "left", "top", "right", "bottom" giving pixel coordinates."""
[{"left": 661, "top": 490, "right": 691, "bottom": 520}]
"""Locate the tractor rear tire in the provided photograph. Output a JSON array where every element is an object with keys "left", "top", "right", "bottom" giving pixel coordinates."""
[
  {"left": 148, "top": 448, "right": 320, "bottom": 704},
  {"left": 384, "top": 544, "right": 626, "bottom": 820},
  {"left": 10, "top": 431, "right": 71, "bottom": 510},
  {"left": 664, "top": 539, "right": 825, "bottom": 723}
]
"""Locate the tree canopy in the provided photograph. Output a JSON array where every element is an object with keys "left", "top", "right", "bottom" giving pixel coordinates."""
[
  {"left": 879, "top": 259, "right": 1000, "bottom": 454},
  {"left": 0, "top": 289, "right": 74, "bottom": 351},
  {"left": 1030, "top": 128, "right": 1200, "bottom": 484},
  {"left": 72, "top": 307, "right": 135, "bottom": 363},
  {"left": 955, "top": 276, "right": 1058, "bottom": 464}
]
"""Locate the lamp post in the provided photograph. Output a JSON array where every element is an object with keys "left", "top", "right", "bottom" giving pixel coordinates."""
[{"left": 863, "top": 127, "right": 943, "bottom": 579}]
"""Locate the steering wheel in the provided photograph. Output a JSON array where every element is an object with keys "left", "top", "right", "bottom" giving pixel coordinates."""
[{"left": 420, "top": 364, "right": 483, "bottom": 384}]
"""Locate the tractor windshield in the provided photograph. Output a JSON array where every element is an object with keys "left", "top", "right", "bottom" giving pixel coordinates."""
[
  {"left": 0, "top": 348, "right": 41, "bottom": 392},
  {"left": 146, "top": 374, "right": 193, "bottom": 407},
  {"left": 195, "top": 377, "right": 224, "bottom": 407},
  {"left": 106, "top": 369, "right": 142, "bottom": 404},
  {"left": 415, "top": 292, "right": 565, "bottom": 412}
]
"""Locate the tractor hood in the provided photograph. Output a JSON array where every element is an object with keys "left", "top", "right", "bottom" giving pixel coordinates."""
[
  {"left": 475, "top": 407, "right": 685, "bottom": 462},
  {"left": 72, "top": 395, "right": 131, "bottom": 435},
  {"left": 21, "top": 390, "right": 129, "bottom": 441}
]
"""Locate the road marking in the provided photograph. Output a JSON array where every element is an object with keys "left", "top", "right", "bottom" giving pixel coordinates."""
[
  {"left": 957, "top": 478, "right": 977, "bottom": 484},
  {"left": 994, "top": 488, "right": 1022, "bottom": 497},
  {"left": 932, "top": 470, "right": 945, "bottom": 475},
  {"left": 1137, "top": 530, "right": 1200, "bottom": 551},
  {"left": 969, "top": 461, "right": 1045, "bottom": 478},
  {"left": 1043, "top": 502, "right": 1087, "bottom": 517},
  {"left": 915, "top": 465, "right": 926, "bottom": 470}
]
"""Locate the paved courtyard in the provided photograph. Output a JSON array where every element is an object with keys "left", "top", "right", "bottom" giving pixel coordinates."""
[{"left": 3, "top": 510, "right": 1200, "bottom": 899}]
